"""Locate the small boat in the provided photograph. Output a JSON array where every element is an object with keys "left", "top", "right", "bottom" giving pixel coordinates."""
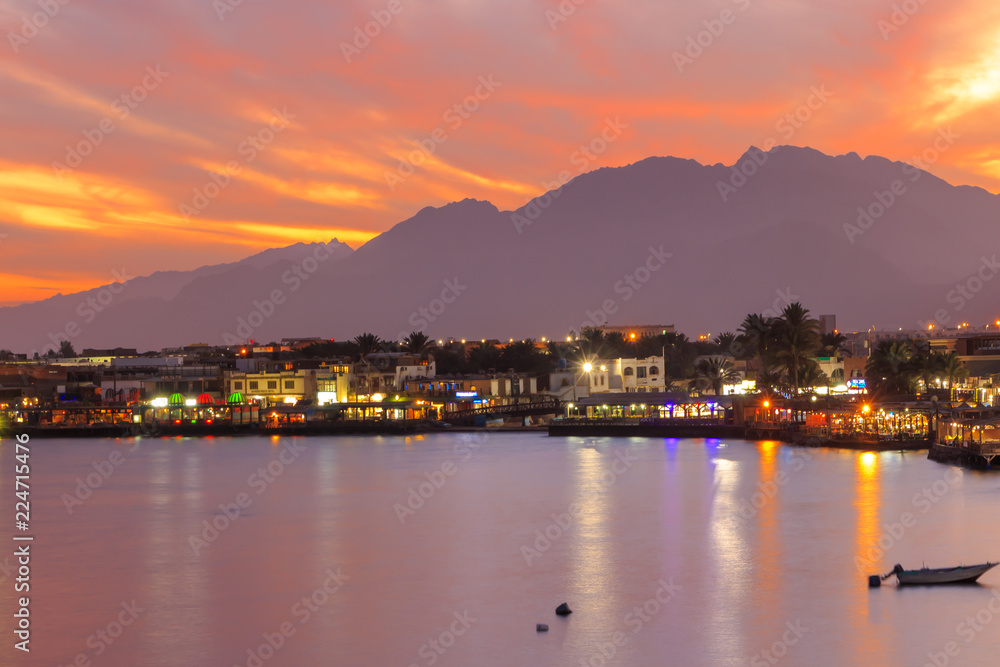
[{"left": 883, "top": 562, "right": 998, "bottom": 586}]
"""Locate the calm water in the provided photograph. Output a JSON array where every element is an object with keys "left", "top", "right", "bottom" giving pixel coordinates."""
[{"left": 2, "top": 433, "right": 999, "bottom": 666}]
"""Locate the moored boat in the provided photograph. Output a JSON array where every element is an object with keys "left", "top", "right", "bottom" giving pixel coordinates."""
[{"left": 888, "top": 562, "right": 997, "bottom": 585}]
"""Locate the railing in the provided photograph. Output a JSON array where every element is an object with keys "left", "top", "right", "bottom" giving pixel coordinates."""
[
  {"left": 443, "top": 399, "right": 561, "bottom": 420},
  {"left": 556, "top": 417, "right": 725, "bottom": 427}
]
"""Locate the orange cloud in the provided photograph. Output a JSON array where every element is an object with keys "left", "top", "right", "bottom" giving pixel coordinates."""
[{"left": 2, "top": 0, "right": 1000, "bottom": 305}]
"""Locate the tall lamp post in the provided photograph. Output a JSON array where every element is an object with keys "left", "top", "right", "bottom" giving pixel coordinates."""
[{"left": 578, "top": 361, "right": 593, "bottom": 419}]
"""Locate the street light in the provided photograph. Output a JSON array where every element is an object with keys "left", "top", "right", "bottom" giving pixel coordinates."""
[{"left": 583, "top": 362, "right": 593, "bottom": 373}]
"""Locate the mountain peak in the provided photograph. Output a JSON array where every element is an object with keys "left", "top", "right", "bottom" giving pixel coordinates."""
[{"left": 3, "top": 147, "right": 999, "bottom": 350}]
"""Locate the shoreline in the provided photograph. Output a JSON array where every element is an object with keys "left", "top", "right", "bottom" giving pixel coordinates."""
[{"left": 3, "top": 420, "right": 931, "bottom": 453}]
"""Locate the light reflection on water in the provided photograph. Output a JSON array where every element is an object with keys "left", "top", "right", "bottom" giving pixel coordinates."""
[{"left": 1, "top": 434, "right": 999, "bottom": 666}]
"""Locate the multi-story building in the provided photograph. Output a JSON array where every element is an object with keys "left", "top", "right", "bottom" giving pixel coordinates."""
[
  {"left": 225, "top": 368, "right": 323, "bottom": 406},
  {"left": 351, "top": 353, "right": 435, "bottom": 399},
  {"left": 614, "top": 356, "right": 667, "bottom": 392}
]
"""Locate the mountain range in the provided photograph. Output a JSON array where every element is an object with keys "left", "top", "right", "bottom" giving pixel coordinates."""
[{"left": 2, "top": 145, "right": 998, "bottom": 353}]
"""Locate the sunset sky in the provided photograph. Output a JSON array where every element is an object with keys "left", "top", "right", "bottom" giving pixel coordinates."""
[{"left": 2, "top": 0, "right": 1000, "bottom": 305}]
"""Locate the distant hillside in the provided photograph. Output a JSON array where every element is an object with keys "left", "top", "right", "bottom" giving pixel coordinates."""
[{"left": 1, "top": 146, "right": 998, "bottom": 351}]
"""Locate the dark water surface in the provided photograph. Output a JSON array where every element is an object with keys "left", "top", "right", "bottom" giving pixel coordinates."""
[{"left": 2, "top": 433, "right": 999, "bottom": 666}]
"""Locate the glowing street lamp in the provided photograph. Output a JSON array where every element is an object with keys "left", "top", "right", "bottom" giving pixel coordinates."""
[{"left": 583, "top": 362, "right": 593, "bottom": 373}]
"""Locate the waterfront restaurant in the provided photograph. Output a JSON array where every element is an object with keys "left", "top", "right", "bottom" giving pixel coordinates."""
[
  {"left": 7, "top": 404, "right": 137, "bottom": 428},
  {"left": 742, "top": 396, "right": 936, "bottom": 440},
  {"left": 262, "top": 399, "right": 424, "bottom": 427},
  {"left": 569, "top": 392, "right": 734, "bottom": 422},
  {"left": 140, "top": 392, "right": 259, "bottom": 427},
  {"left": 936, "top": 402, "right": 1000, "bottom": 447}
]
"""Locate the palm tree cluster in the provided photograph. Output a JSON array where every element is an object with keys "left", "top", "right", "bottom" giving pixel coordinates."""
[
  {"left": 731, "top": 303, "right": 836, "bottom": 396},
  {"left": 865, "top": 341, "right": 967, "bottom": 398},
  {"left": 291, "top": 306, "right": 867, "bottom": 396}
]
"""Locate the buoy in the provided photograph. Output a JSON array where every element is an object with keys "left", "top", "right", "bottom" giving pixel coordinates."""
[
  {"left": 536, "top": 623, "right": 549, "bottom": 632},
  {"left": 555, "top": 602, "right": 572, "bottom": 616},
  {"left": 868, "top": 575, "right": 881, "bottom": 588}
]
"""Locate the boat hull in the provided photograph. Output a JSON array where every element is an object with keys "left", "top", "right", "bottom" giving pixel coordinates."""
[{"left": 896, "top": 562, "right": 997, "bottom": 585}]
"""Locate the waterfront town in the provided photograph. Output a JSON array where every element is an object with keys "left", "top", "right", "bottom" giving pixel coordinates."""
[{"left": 2, "top": 305, "right": 1000, "bottom": 464}]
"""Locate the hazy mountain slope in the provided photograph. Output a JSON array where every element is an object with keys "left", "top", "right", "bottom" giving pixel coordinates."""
[{"left": 1, "top": 146, "right": 997, "bottom": 351}]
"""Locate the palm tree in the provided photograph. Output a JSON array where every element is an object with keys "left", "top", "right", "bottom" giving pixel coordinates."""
[
  {"left": 911, "top": 351, "right": 944, "bottom": 394},
  {"left": 865, "top": 340, "right": 916, "bottom": 396},
  {"left": 353, "top": 333, "right": 383, "bottom": 360},
  {"left": 771, "top": 303, "right": 821, "bottom": 395},
  {"left": 795, "top": 359, "right": 828, "bottom": 392},
  {"left": 577, "top": 327, "right": 605, "bottom": 358},
  {"left": 402, "top": 331, "right": 433, "bottom": 354},
  {"left": 500, "top": 339, "right": 546, "bottom": 373},
  {"left": 467, "top": 341, "right": 501, "bottom": 373},
  {"left": 713, "top": 332, "right": 737, "bottom": 356},
  {"left": 941, "top": 352, "right": 968, "bottom": 399},
  {"left": 754, "top": 367, "right": 785, "bottom": 394},
  {"left": 352, "top": 333, "right": 385, "bottom": 399},
  {"left": 737, "top": 313, "right": 776, "bottom": 363},
  {"left": 603, "top": 331, "right": 628, "bottom": 357},
  {"left": 819, "top": 331, "right": 850, "bottom": 357},
  {"left": 693, "top": 357, "right": 740, "bottom": 396}
]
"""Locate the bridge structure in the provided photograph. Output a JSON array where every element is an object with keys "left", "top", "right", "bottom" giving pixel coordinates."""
[{"left": 442, "top": 398, "right": 562, "bottom": 426}]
